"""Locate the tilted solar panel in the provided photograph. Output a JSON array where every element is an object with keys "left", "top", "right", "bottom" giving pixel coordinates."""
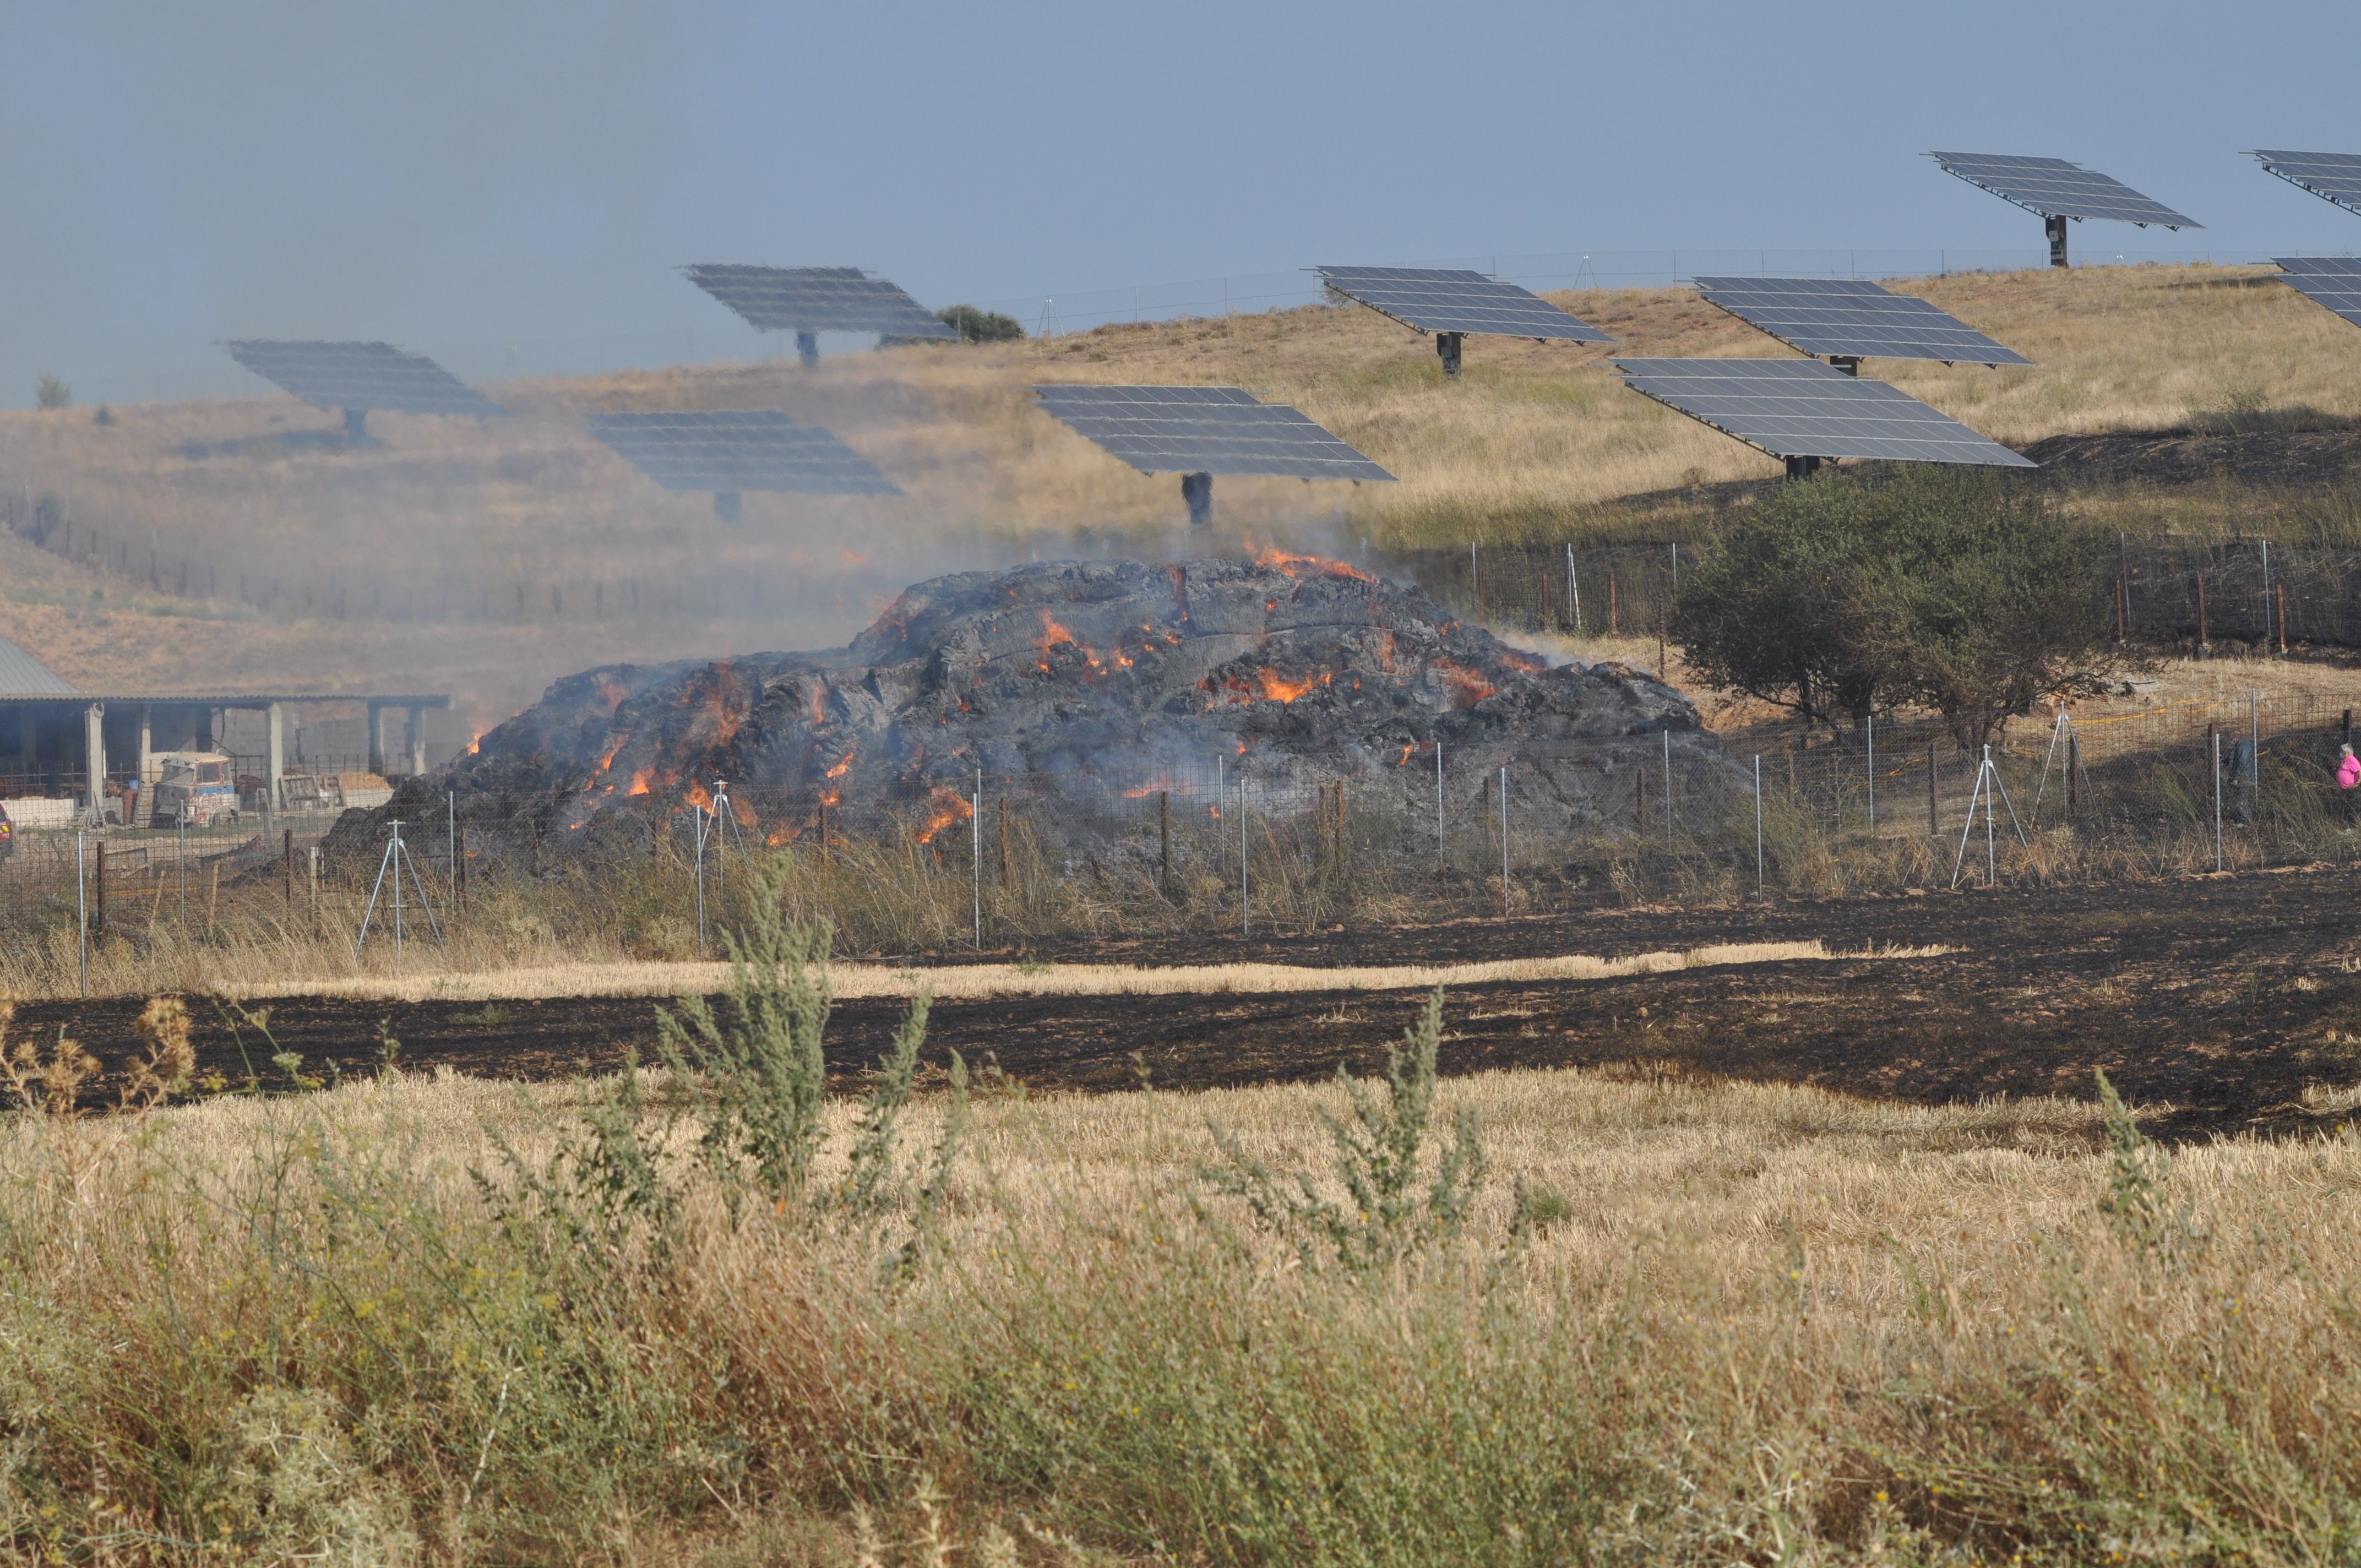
[
  {"left": 1691, "top": 276, "right": 2030, "bottom": 366},
  {"left": 681, "top": 265, "right": 956, "bottom": 337},
  {"left": 1314, "top": 266, "right": 1611, "bottom": 342},
  {"left": 224, "top": 341, "right": 505, "bottom": 415},
  {"left": 585, "top": 411, "right": 901, "bottom": 496},
  {"left": 2272, "top": 257, "right": 2361, "bottom": 332},
  {"left": 2252, "top": 151, "right": 2361, "bottom": 219},
  {"left": 1031, "top": 385, "right": 1394, "bottom": 481},
  {"left": 1928, "top": 153, "right": 2200, "bottom": 228},
  {"left": 1613, "top": 358, "right": 2034, "bottom": 467}
]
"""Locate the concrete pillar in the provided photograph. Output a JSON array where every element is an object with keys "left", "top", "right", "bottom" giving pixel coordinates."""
[
  {"left": 265, "top": 703, "right": 285, "bottom": 811},
  {"left": 406, "top": 705, "right": 426, "bottom": 777},
  {"left": 137, "top": 704, "right": 152, "bottom": 785},
  {"left": 83, "top": 701, "right": 105, "bottom": 824},
  {"left": 367, "top": 701, "right": 384, "bottom": 775}
]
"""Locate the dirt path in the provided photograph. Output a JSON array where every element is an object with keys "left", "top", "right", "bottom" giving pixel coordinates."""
[{"left": 22, "top": 868, "right": 2361, "bottom": 1141}]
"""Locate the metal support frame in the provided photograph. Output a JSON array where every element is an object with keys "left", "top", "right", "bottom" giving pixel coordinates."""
[
  {"left": 81, "top": 701, "right": 105, "bottom": 825},
  {"left": 2031, "top": 703, "right": 2094, "bottom": 827},
  {"left": 1181, "top": 471, "right": 1212, "bottom": 527},
  {"left": 354, "top": 820, "right": 445, "bottom": 963},
  {"left": 1828, "top": 355, "right": 1862, "bottom": 378},
  {"left": 1436, "top": 331, "right": 1465, "bottom": 378},
  {"left": 2046, "top": 213, "right": 2070, "bottom": 269},
  {"left": 1949, "top": 745, "right": 2028, "bottom": 889},
  {"left": 795, "top": 330, "right": 820, "bottom": 369},
  {"left": 1783, "top": 455, "right": 1824, "bottom": 480}
]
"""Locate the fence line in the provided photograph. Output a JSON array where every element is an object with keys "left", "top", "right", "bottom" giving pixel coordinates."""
[{"left": 3, "top": 688, "right": 2355, "bottom": 985}]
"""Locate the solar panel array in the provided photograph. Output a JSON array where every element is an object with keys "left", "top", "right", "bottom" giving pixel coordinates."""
[
  {"left": 2252, "top": 150, "right": 2361, "bottom": 219},
  {"left": 1614, "top": 358, "right": 2035, "bottom": 467},
  {"left": 224, "top": 341, "right": 505, "bottom": 415},
  {"left": 585, "top": 411, "right": 901, "bottom": 496},
  {"left": 1031, "top": 385, "right": 1395, "bottom": 481},
  {"left": 2272, "top": 257, "right": 2361, "bottom": 332},
  {"left": 1314, "top": 266, "right": 1612, "bottom": 342},
  {"left": 1927, "top": 153, "right": 2201, "bottom": 228},
  {"left": 1693, "top": 276, "right": 2030, "bottom": 366},
  {"left": 682, "top": 265, "right": 956, "bottom": 338}
]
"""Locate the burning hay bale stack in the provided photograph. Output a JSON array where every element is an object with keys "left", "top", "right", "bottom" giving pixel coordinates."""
[{"left": 355, "top": 554, "right": 1718, "bottom": 864}]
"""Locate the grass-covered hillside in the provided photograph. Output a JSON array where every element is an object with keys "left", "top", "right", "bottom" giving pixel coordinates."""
[{"left": 0, "top": 262, "right": 2355, "bottom": 722}]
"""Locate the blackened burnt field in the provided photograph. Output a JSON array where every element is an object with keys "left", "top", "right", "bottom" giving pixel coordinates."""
[{"left": 33, "top": 868, "right": 2361, "bottom": 1141}]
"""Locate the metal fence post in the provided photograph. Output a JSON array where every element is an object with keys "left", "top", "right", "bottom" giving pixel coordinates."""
[
  {"left": 76, "top": 831, "right": 88, "bottom": 999},
  {"left": 1662, "top": 728, "right": 1673, "bottom": 846},
  {"left": 1434, "top": 741, "right": 1444, "bottom": 862},
  {"left": 972, "top": 767, "right": 983, "bottom": 951},
  {"left": 1866, "top": 712, "right": 1876, "bottom": 830},
  {"left": 2213, "top": 729, "right": 2224, "bottom": 873},
  {"left": 1498, "top": 763, "right": 1509, "bottom": 917},
  {"left": 1754, "top": 754, "right": 1764, "bottom": 891},
  {"left": 1239, "top": 775, "right": 1249, "bottom": 940}
]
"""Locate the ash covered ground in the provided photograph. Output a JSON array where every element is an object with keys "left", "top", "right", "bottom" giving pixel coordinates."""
[{"left": 415, "top": 554, "right": 1716, "bottom": 847}]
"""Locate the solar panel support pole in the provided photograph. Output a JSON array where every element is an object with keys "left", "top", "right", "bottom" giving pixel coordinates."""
[
  {"left": 343, "top": 408, "right": 368, "bottom": 444},
  {"left": 1436, "top": 332, "right": 1465, "bottom": 378},
  {"left": 795, "top": 330, "right": 820, "bottom": 370},
  {"left": 1829, "top": 356, "right": 1861, "bottom": 378},
  {"left": 1182, "top": 472, "right": 1213, "bottom": 527},
  {"left": 714, "top": 491, "right": 742, "bottom": 523},
  {"left": 2046, "top": 214, "right": 2069, "bottom": 269},
  {"left": 1783, "top": 456, "right": 1823, "bottom": 480}
]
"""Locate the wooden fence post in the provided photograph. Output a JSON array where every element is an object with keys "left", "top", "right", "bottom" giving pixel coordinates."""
[
  {"left": 1927, "top": 744, "right": 1938, "bottom": 835},
  {"left": 2197, "top": 575, "right": 2208, "bottom": 649}
]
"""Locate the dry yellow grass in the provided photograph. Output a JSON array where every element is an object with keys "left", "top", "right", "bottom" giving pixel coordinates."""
[
  {"left": 9, "top": 1046, "right": 2359, "bottom": 1558},
  {"left": 2, "top": 263, "right": 2351, "bottom": 721},
  {"left": 211, "top": 936, "right": 1952, "bottom": 1004}
]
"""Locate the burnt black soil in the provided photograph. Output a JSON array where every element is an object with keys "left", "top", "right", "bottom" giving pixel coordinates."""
[{"left": 25, "top": 867, "right": 2361, "bottom": 1142}]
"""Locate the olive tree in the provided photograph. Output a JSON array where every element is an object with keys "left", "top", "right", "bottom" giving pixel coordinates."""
[{"left": 1673, "top": 468, "right": 2117, "bottom": 748}]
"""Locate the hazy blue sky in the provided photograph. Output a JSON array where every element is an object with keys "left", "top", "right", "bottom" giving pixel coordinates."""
[{"left": 5, "top": 0, "right": 2359, "bottom": 406}]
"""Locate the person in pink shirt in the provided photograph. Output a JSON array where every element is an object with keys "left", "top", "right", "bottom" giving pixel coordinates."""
[{"left": 2339, "top": 743, "right": 2360, "bottom": 825}]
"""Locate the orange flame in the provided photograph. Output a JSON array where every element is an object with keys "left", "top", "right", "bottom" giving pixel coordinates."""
[
  {"left": 1250, "top": 545, "right": 1375, "bottom": 584},
  {"left": 915, "top": 788, "right": 975, "bottom": 844},
  {"left": 684, "top": 783, "right": 712, "bottom": 810},
  {"left": 627, "top": 768, "right": 655, "bottom": 796},
  {"left": 824, "top": 749, "right": 855, "bottom": 780},
  {"left": 1430, "top": 659, "right": 1499, "bottom": 708},
  {"left": 1397, "top": 741, "right": 1415, "bottom": 766},
  {"left": 595, "top": 676, "right": 629, "bottom": 710},
  {"left": 1253, "top": 668, "right": 1330, "bottom": 704},
  {"left": 1038, "top": 611, "right": 1076, "bottom": 647}
]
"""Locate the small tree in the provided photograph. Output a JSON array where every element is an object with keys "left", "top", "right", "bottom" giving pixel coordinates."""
[
  {"left": 936, "top": 304, "right": 1025, "bottom": 344},
  {"left": 1673, "top": 467, "right": 2117, "bottom": 746},
  {"left": 34, "top": 373, "right": 71, "bottom": 411}
]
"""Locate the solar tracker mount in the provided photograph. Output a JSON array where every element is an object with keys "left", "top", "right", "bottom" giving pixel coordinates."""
[
  {"left": 1030, "top": 383, "right": 1392, "bottom": 525},
  {"left": 2250, "top": 151, "right": 2361, "bottom": 220},
  {"left": 1926, "top": 152, "right": 2201, "bottom": 268},
  {"left": 585, "top": 410, "right": 900, "bottom": 519},
  {"left": 1613, "top": 357, "right": 2034, "bottom": 476},
  {"left": 1690, "top": 276, "right": 2030, "bottom": 370},
  {"left": 1313, "top": 266, "right": 1611, "bottom": 378},
  {"left": 222, "top": 340, "right": 505, "bottom": 442},
  {"left": 681, "top": 264, "right": 956, "bottom": 367}
]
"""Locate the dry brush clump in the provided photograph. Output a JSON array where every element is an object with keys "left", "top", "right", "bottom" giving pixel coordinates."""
[{"left": 0, "top": 886, "right": 2357, "bottom": 1561}]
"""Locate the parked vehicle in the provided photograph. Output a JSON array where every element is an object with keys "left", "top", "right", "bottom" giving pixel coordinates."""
[{"left": 149, "top": 752, "right": 240, "bottom": 827}]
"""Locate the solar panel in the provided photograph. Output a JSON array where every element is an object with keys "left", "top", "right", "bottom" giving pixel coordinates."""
[
  {"left": 1692, "top": 277, "right": 2030, "bottom": 366},
  {"left": 585, "top": 411, "right": 901, "bottom": 496},
  {"left": 2272, "top": 257, "right": 2361, "bottom": 332},
  {"left": 224, "top": 341, "right": 505, "bottom": 415},
  {"left": 1927, "top": 153, "right": 2201, "bottom": 228},
  {"left": 1030, "top": 385, "right": 1395, "bottom": 481},
  {"left": 1313, "top": 266, "right": 1611, "bottom": 342},
  {"left": 681, "top": 265, "right": 957, "bottom": 338},
  {"left": 1613, "top": 358, "right": 2035, "bottom": 467},
  {"left": 2252, "top": 151, "right": 2361, "bottom": 219}
]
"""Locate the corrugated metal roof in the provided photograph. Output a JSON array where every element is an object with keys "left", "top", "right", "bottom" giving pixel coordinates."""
[{"left": 0, "top": 637, "right": 78, "bottom": 696}]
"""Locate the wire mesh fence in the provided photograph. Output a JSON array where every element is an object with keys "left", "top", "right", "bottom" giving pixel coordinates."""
[
  {"left": 2, "top": 685, "right": 2357, "bottom": 993},
  {"left": 1396, "top": 537, "right": 2361, "bottom": 654}
]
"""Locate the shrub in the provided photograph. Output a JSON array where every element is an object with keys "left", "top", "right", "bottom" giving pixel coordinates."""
[
  {"left": 935, "top": 304, "right": 1025, "bottom": 344},
  {"left": 1674, "top": 467, "right": 2119, "bottom": 746},
  {"left": 33, "top": 373, "right": 70, "bottom": 410}
]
